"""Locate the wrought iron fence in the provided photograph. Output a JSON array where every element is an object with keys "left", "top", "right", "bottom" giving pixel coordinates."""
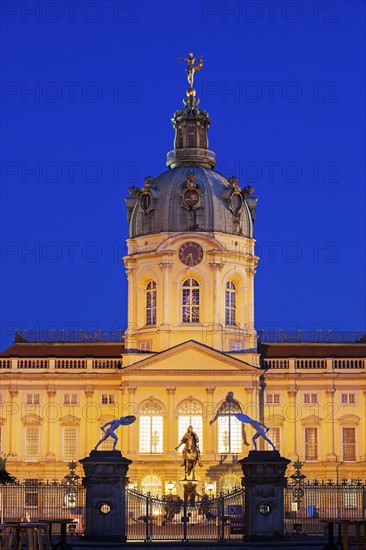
[
  {"left": 285, "top": 480, "right": 366, "bottom": 535},
  {"left": 126, "top": 487, "right": 245, "bottom": 541},
  {"left": 0, "top": 481, "right": 85, "bottom": 534}
]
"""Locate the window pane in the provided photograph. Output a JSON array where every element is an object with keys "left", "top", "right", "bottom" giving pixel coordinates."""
[
  {"left": 25, "top": 427, "right": 39, "bottom": 461},
  {"left": 63, "top": 426, "right": 77, "bottom": 460},
  {"left": 266, "top": 427, "right": 280, "bottom": 451},
  {"left": 218, "top": 415, "right": 241, "bottom": 454},
  {"left": 139, "top": 416, "right": 151, "bottom": 453},
  {"left": 305, "top": 427, "right": 318, "bottom": 460},
  {"left": 343, "top": 428, "right": 356, "bottom": 461},
  {"left": 151, "top": 416, "right": 163, "bottom": 453},
  {"left": 182, "top": 280, "right": 200, "bottom": 323}
]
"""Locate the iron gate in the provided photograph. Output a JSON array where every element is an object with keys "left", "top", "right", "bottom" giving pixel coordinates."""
[{"left": 126, "top": 487, "right": 245, "bottom": 541}]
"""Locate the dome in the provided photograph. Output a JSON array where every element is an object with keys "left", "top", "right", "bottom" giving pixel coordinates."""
[
  {"left": 125, "top": 60, "right": 258, "bottom": 240},
  {"left": 126, "top": 166, "right": 254, "bottom": 239}
]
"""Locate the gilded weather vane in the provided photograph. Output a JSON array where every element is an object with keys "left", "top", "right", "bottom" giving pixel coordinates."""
[{"left": 177, "top": 52, "right": 203, "bottom": 89}]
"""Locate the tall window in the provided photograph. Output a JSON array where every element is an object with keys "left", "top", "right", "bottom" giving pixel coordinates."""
[
  {"left": 63, "top": 426, "right": 78, "bottom": 460},
  {"left": 182, "top": 279, "right": 200, "bottom": 323},
  {"left": 343, "top": 427, "right": 356, "bottom": 461},
  {"left": 139, "top": 401, "right": 163, "bottom": 454},
  {"left": 25, "top": 427, "right": 40, "bottom": 461},
  {"left": 217, "top": 399, "right": 242, "bottom": 454},
  {"left": 225, "top": 281, "right": 236, "bottom": 325},
  {"left": 178, "top": 400, "right": 203, "bottom": 452},
  {"left": 266, "top": 427, "right": 280, "bottom": 451},
  {"left": 146, "top": 281, "right": 157, "bottom": 325},
  {"left": 305, "top": 427, "right": 318, "bottom": 460}
]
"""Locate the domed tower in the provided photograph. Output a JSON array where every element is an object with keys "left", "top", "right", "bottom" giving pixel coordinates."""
[{"left": 123, "top": 54, "right": 258, "bottom": 364}]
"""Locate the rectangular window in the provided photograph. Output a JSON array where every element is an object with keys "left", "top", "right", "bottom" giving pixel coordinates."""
[
  {"left": 101, "top": 394, "right": 116, "bottom": 405},
  {"left": 63, "top": 394, "right": 78, "bottom": 406},
  {"left": 341, "top": 393, "right": 356, "bottom": 404},
  {"left": 25, "top": 490, "right": 38, "bottom": 508},
  {"left": 26, "top": 394, "right": 40, "bottom": 405},
  {"left": 139, "top": 341, "right": 152, "bottom": 352},
  {"left": 343, "top": 427, "right": 356, "bottom": 461},
  {"left": 304, "top": 393, "right": 318, "bottom": 404},
  {"left": 266, "top": 427, "right": 280, "bottom": 451},
  {"left": 267, "top": 394, "right": 280, "bottom": 405},
  {"left": 139, "top": 416, "right": 163, "bottom": 453},
  {"left": 229, "top": 341, "right": 243, "bottom": 352},
  {"left": 305, "top": 427, "right": 318, "bottom": 460},
  {"left": 25, "top": 427, "right": 40, "bottom": 461},
  {"left": 63, "top": 426, "right": 78, "bottom": 460}
]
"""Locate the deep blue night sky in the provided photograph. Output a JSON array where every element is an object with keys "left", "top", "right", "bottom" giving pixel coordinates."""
[{"left": 1, "top": 0, "right": 365, "bottom": 350}]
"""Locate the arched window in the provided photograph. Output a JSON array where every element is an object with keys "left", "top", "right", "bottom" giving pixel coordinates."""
[
  {"left": 139, "top": 401, "right": 163, "bottom": 454},
  {"left": 178, "top": 400, "right": 203, "bottom": 452},
  {"left": 146, "top": 281, "right": 157, "bottom": 325},
  {"left": 217, "top": 399, "right": 242, "bottom": 454},
  {"left": 225, "top": 281, "right": 236, "bottom": 325},
  {"left": 182, "top": 279, "right": 200, "bottom": 323},
  {"left": 219, "top": 475, "right": 241, "bottom": 494},
  {"left": 141, "top": 474, "right": 162, "bottom": 497}
]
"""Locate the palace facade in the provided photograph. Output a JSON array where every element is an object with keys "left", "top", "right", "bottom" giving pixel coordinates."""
[{"left": 1, "top": 65, "right": 365, "bottom": 493}]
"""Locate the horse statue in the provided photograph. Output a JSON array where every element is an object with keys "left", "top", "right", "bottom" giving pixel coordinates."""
[{"left": 175, "top": 425, "right": 202, "bottom": 481}]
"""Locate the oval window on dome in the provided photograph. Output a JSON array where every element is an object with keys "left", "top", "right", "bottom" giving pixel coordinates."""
[
  {"left": 140, "top": 192, "right": 152, "bottom": 213},
  {"left": 230, "top": 193, "right": 243, "bottom": 213},
  {"left": 183, "top": 188, "right": 200, "bottom": 208}
]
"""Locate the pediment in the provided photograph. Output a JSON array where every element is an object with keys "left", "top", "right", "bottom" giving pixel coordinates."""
[
  {"left": 301, "top": 414, "right": 323, "bottom": 425},
  {"left": 123, "top": 340, "right": 258, "bottom": 373}
]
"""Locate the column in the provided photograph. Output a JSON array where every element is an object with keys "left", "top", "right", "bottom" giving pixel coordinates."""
[
  {"left": 84, "top": 387, "right": 94, "bottom": 455},
  {"left": 45, "top": 388, "right": 57, "bottom": 460},
  {"left": 126, "top": 386, "right": 137, "bottom": 456},
  {"left": 166, "top": 387, "right": 176, "bottom": 456},
  {"left": 245, "top": 264, "right": 257, "bottom": 346},
  {"left": 209, "top": 262, "right": 224, "bottom": 326},
  {"left": 159, "top": 261, "right": 173, "bottom": 325},
  {"left": 125, "top": 262, "right": 136, "bottom": 334},
  {"left": 325, "top": 388, "right": 337, "bottom": 461},
  {"left": 205, "top": 386, "right": 215, "bottom": 458},
  {"left": 286, "top": 388, "right": 298, "bottom": 460},
  {"left": 8, "top": 388, "right": 18, "bottom": 456},
  {"left": 244, "top": 385, "right": 258, "bottom": 449}
]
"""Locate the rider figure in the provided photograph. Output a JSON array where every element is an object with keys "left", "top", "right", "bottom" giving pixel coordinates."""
[{"left": 175, "top": 425, "right": 202, "bottom": 467}]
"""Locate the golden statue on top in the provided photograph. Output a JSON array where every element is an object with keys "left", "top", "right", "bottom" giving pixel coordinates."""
[{"left": 178, "top": 52, "right": 203, "bottom": 89}]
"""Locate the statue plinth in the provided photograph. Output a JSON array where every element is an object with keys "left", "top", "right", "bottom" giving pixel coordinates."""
[
  {"left": 239, "top": 450, "right": 290, "bottom": 541},
  {"left": 80, "top": 450, "right": 132, "bottom": 542}
]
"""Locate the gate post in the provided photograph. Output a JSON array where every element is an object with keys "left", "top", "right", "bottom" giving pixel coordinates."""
[
  {"left": 239, "top": 450, "right": 290, "bottom": 541},
  {"left": 79, "top": 450, "right": 132, "bottom": 542}
]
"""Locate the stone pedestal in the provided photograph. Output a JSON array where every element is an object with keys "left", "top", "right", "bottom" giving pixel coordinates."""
[
  {"left": 79, "top": 450, "right": 131, "bottom": 542},
  {"left": 239, "top": 450, "right": 290, "bottom": 541}
]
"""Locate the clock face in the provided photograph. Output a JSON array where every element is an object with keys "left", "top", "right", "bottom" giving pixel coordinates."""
[{"left": 179, "top": 242, "right": 204, "bottom": 266}]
